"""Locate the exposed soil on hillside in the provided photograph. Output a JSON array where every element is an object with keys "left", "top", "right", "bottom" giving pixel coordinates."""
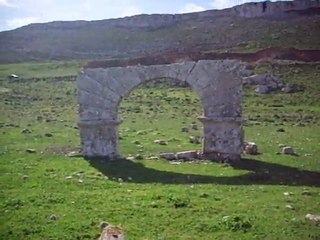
[
  {"left": 204, "top": 48, "right": 320, "bottom": 62},
  {"left": 85, "top": 47, "right": 320, "bottom": 68}
]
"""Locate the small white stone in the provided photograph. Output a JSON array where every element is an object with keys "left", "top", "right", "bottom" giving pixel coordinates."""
[{"left": 286, "top": 204, "right": 294, "bottom": 210}]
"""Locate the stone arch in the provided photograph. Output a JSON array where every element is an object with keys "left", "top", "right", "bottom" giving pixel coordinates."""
[{"left": 77, "top": 60, "right": 245, "bottom": 162}]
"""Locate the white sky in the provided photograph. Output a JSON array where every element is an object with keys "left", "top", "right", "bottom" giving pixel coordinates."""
[{"left": 0, "top": 0, "right": 290, "bottom": 31}]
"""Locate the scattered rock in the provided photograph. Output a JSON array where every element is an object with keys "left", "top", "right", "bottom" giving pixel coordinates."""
[
  {"left": 281, "top": 85, "right": 294, "bottom": 93},
  {"left": 65, "top": 176, "right": 73, "bottom": 180},
  {"left": 281, "top": 84, "right": 304, "bottom": 93},
  {"left": 286, "top": 204, "right": 294, "bottom": 210},
  {"left": 49, "top": 214, "right": 59, "bottom": 221},
  {"left": 66, "top": 151, "right": 82, "bottom": 158},
  {"left": 191, "top": 124, "right": 198, "bottom": 130},
  {"left": 44, "top": 132, "right": 53, "bottom": 137},
  {"left": 199, "top": 193, "right": 209, "bottom": 198},
  {"left": 244, "top": 74, "right": 283, "bottom": 94},
  {"left": 132, "top": 140, "right": 140, "bottom": 145},
  {"left": 21, "top": 128, "right": 31, "bottom": 134},
  {"left": 147, "top": 156, "right": 159, "bottom": 160},
  {"left": 169, "top": 161, "right": 181, "bottom": 165},
  {"left": 159, "top": 152, "right": 176, "bottom": 160},
  {"left": 154, "top": 139, "right": 167, "bottom": 145},
  {"left": 176, "top": 150, "right": 198, "bottom": 160},
  {"left": 283, "top": 192, "right": 293, "bottom": 196},
  {"left": 26, "top": 148, "right": 36, "bottom": 153},
  {"left": 99, "top": 223, "right": 125, "bottom": 240},
  {"left": 181, "top": 127, "right": 189, "bottom": 133},
  {"left": 255, "top": 85, "right": 270, "bottom": 94},
  {"left": 189, "top": 136, "right": 201, "bottom": 144},
  {"left": 244, "top": 142, "right": 259, "bottom": 155},
  {"left": 22, "top": 175, "right": 29, "bottom": 180},
  {"left": 282, "top": 146, "right": 295, "bottom": 155},
  {"left": 305, "top": 214, "right": 320, "bottom": 224},
  {"left": 301, "top": 190, "right": 312, "bottom": 196},
  {"left": 134, "top": 154, "right": 143, "bottom": 160}
]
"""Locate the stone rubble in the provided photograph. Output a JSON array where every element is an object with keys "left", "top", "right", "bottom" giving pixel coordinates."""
[
  {"left": 244, "top": 74, "right": 283, "bottom": 94},
  {"left": 244, "top": 142, "right": 259, "bottom": 155},
  {"left": 176, "top": 150, "right": 199, "bottom": 160},
  {"left": 159, "top": 152, "right": 176, "bottom": 160},
  {"left": 305, "top": 214, "right": 320, "bottom": 224}
]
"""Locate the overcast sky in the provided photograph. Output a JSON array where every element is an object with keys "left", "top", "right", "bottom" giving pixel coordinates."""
[{"left": 0, "top": 0, "right": 289, "bottom": 32}]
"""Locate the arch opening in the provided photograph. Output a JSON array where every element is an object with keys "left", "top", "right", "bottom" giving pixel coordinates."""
[{"left": 118, "top": 77, "right": 204, "bottom": 160}]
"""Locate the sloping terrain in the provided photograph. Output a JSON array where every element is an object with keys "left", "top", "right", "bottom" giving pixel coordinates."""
[
  {"left": 85, "top": 48, "right": 320, "bottom": 68},
  {"left": 0, "top": 1, "right": 319, "bottom": 63}
]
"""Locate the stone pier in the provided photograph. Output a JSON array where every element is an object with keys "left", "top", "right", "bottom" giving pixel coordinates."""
[
  {"left": 198, "top": 116, "right": 243, "bottom": 162},
  {"left": 78, "top": 119, "right": 122, "bottom": 159},
  {"left": 77, "top": 60, "right": 246, "bottom": 162}
]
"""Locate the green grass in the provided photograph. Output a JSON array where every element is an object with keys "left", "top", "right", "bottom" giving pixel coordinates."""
[
  {"left": 0, "top": 61, "right": 82, "bottom": 79},
  {"left": 0, "top": 61, "right": 319, "bottom": 239}
]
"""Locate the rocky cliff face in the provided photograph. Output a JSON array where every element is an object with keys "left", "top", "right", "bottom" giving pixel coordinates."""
[
  {"left": 233, "top": 0, "right": 320, "bottom": 18},
  {"left": 23, "top": 0, "right": 320, "bottom": 31}
]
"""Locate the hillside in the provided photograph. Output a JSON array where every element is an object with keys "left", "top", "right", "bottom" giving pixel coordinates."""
[{"left": 0, "top": 0, "right": 319, "bottom": 63}]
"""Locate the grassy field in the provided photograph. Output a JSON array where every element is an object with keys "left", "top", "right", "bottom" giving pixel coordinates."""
[{"left": 0, "top": 61, "right": 319, "bottom": 239}]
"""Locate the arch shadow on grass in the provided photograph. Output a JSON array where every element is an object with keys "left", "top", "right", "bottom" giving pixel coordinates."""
[{"left": 86, "top": 157, "right": 320, "bottom": 187}]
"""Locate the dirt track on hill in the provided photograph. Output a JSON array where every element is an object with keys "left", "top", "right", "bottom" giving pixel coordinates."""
[{"left": 86, "top": 48, "right": 320, "bottom": 68}]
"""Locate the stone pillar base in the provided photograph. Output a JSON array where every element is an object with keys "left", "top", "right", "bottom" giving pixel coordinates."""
[
  {"left": 78, "top": 118, "right": 122, "bottom": 160},
  {"left": 198, "top": 116, "right": 243, "bottom": 162}
]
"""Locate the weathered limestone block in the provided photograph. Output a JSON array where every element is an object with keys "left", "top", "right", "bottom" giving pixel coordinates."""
[
  {"left": 159, "top": 152, "right": 176, "bottom": 160},
  {"left": 142, "top": 62, "right": 196, "bottom": 82},
  {"left": 77, "top": 75, "right": 104, "bottom": 96},
  {"left": 198, "top": 116, "right": 243, "bottom": 162},
  {"left": 176, "top": 150, "right": 199, "bottom": 160},
  {"left": 188, "top": 60, "right": 243, "bottom": 118},
  {"left": 186, "top": 60, "right": 216, "bottom": 95},
  {"left": 78, "top": 119, "right": 122, "bottom": 158}
]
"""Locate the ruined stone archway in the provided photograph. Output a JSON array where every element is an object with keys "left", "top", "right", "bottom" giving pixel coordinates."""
[{"left": 77, "top": 60, "right": 245, "bottom": 162}]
